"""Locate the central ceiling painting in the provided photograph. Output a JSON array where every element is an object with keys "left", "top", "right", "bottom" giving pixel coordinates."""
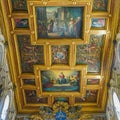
[{"left": 36, "top": 6, "right": 83, "bottom": 39}]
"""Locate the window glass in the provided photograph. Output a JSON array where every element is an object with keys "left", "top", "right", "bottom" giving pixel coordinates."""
[
  {"left": 113, "top": 92, "right": 120, "bottom": 120},
  {"left": 1, "top": 95, "right": 10, "bottom": 120},
  {"left": 0, "top": 45, "right": 3, "bottom": 65}
]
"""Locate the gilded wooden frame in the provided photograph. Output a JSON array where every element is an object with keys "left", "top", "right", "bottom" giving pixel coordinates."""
[
  {"left": 12, "top": 17, "right": 29, "bottom": 30},
  {"left": 34, "top": 65, "right": 86, "bottom": 96},
  {"left": 90, "top": 17, "right": 109, "bottom": 30},
  {"left": 27, "top": 0, "right": 92, "bottom": 44},
  {"left": 0, "top": 0, "right": 117, "bottom": 113}
]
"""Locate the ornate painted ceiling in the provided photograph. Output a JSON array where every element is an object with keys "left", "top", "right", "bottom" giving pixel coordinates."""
[{"left": 0, "top": 0, "right": 118, "bottom": 118}]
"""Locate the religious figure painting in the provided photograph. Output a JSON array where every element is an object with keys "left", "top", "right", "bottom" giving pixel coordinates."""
[
  {"left": 88, "top": 34, "right": 104, "bottom": 72},
  {"left": 25, "top": 90, "right": 48, "bottom": 104},
  {"left": 86, "top": 90, "right": 98, "bottom": 102},
  {"left": 11, "top": 0, "right": 27, "bottom": 11},
  {"left": 40, "top": 70, "right": 80, "bottom": 92},
  {"left": 76, "top": 34, "right": 104, "bottom": 73},
  {"left": 75, "top": 90, "right": 98, "bottom": 103},
  {"left": 92, "top": 0, "right": 108, "bottom": 11},
  {"left": 51, "top": 45, "right": 69, "bottom": 65},
  {"left": 14, "top": 18, "right": 29, "bottom": 28},
  {"left": 36, "top": 6, "right": 84, "bottom": 39},
  {"left": 91, "top": 18, "right": 106, "bottom": 28},
  {"left": 17, "top": 35, "right": 44, "bottom": 73}
]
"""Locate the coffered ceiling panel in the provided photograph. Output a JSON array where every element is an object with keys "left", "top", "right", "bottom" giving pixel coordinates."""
[{"left": 1, "top": 0, "right": 115, "bottom": 115}]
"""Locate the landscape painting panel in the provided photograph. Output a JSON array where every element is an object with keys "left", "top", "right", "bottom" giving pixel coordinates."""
[
  {"left": 41, "top": 70, "right": 80, "bottom": 92},
  {"left": 36, "top": 6, "right": 84, "bottom": 39},
  {"left": 51, "top": 45, "right": 69, "bottom": 65}
]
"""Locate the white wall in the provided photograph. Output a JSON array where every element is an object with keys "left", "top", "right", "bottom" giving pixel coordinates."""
[
  {"left": 106, "top": 31, "right": 120, "bottom": 120},
  {"left": 0, "top": 28, "right": 16, "bottom": 120}
]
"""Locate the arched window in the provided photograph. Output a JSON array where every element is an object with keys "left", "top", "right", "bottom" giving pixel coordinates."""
[
  {"left": 0, "top": 43, "right": 4, "bottom": 66},
  {"left": 117, "top": 42, "right": 120, "bottom": 62},
  {"left": 1, "top": 95, "right": 10, "bottom": 120},
  {"left": 113, "top": 92, "right": 120, "bottom": 120}
]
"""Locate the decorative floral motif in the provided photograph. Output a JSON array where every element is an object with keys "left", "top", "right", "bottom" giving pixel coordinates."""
[
  {"left": 55, "top": 111, "right": 66, "bottom": 120},
  {"left": 76, "top": 34, "right": 104, "bottom": 73},
  {"left": 31, "top": 101, "right": 82, "bottom": 120},
  {"left": 17, "top": 35, "right": 44, "bottom": 73},
  {"left": 53, "top": 101, "right": 69, "bottom": 113},
  {"left": 51, "top": 45, "right": 69, "bottom": 65}
]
